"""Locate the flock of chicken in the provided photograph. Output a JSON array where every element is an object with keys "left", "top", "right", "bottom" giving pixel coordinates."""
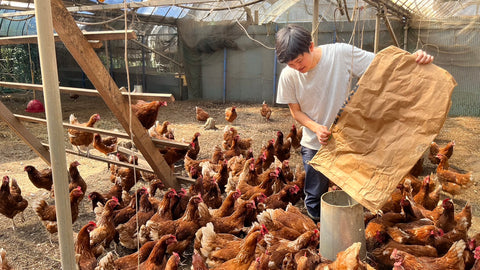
[
  {"left": 365, "top": 141, "right": 477, "bottom": 269},
  {"left": 0, "top": 98, "right": 478, "bottom": 269}
]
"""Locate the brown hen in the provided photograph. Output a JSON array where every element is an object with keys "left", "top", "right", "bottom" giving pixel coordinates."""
[
  {"left": 75, "top": 221, "right": 98, "bottom": 270},
  {"left": 260, "top": 101, "right": 272, "bottom": 121},
  {"left": 0, "top": 176, "right": 28, "bottom": 229},
  {"left": 225, "top": 106, "right": 237, "bottom": 124},
  {"left": 24, "top": 165, "right": 53, "bottom": 192},
  {"left": 131, "top": 100, "right": 167, "bottom": 129},
  {"left": 34, "top": 186, "right": 83, "bottom": 234},
  {"left": 68, "top": 113, "right": 100, "bottom": 156},
  {"left": 429, "top": 141, "right": 455, "bottom": 164},
  {"left": 196, "top": 106, "right": 210, "bottom": 121},
  {"left": 93, "top": 133, "right": 117, "bottom": 155},
  {"left": 390, "top": 239, "right": 466, "bottom": 270}
]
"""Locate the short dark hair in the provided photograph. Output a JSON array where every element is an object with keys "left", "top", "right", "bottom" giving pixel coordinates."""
[{"left": 275, "top": 25, "right": 312, "bottom": 64}]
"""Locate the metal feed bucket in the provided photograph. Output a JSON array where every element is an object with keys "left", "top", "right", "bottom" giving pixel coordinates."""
[{"left": 319, "top": 190, "right": 366, "bottom": 261}]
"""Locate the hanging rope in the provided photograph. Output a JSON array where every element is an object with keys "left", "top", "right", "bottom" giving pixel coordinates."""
[{"left": 120, "top": 1, "right": 141, "bottom": 264}]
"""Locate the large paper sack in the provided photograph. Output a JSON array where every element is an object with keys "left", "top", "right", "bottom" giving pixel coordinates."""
[{"left": 309, "top": 46, "right": 457, "bottom": 212}]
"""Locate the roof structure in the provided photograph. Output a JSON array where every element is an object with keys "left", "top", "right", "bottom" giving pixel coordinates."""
[{"left": 0, "top": 0, "right": 478, "bottom": 34}]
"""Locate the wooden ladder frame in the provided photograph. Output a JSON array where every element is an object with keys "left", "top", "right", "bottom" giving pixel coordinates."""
[{"left": 0, "top": 0, "right": 185, "bottom": 189}]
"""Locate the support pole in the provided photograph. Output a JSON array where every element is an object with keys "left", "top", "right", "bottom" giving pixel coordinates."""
[
  {"left": 34, "top": 1, "right": 76, "bottom": 269},
  {"left": 223, "top": 47, "right": 227, "bottom": 104},
  {"left": 374, "top": 13, "right": 380, "bottom": 54},
  {"left": 312, "top": 0, "right": 319, "bottom": 46},
  {"left": 383, "top": 12, "right": 399, "bottom": 47}
]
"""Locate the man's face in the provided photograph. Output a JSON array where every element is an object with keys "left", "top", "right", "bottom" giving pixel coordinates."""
[
  {"left": 287, "top": 53, "right": 310, "bottom": 73},
  {"left": 286, "top": 43, "right": 315, "bottom": 73}
]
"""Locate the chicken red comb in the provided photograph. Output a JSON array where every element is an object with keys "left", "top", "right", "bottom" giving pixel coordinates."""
[
  {"left": 261, "top": 224, "right": 269, "bottom": 234},
  {"left": 236, "top": 189, "right": 241, "bottom": 194},
  {"left": 88, "top": 221, "right": 96, "bottom": 226},
  {"left": 76, "top": 186, "right": 82, "bottom": 191},
  {"left": 112, "top": 196, "right": 119, "bottom": 202},
  {"left": 475, "top": 246, "right": 480, "bottom": 260}
]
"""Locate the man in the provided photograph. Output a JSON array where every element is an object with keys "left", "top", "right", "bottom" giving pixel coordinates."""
[{"left": 275, "top": 24, "right": 433, "bottom": 221}]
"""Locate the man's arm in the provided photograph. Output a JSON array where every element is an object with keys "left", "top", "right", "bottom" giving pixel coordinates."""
[{"left": 288, "top": 103, "right": 331, "bottom": 145}]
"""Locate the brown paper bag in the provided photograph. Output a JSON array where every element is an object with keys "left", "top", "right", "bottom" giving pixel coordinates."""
[{"left": 309, "top": 46, "right": 457, "bottom": 212}]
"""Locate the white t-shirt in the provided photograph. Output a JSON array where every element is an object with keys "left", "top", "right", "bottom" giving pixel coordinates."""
[{"left": 276, "top": 43, "right": 375, "bottom": 150}]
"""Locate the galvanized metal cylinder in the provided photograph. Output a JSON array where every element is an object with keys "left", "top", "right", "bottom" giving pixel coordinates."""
[{"left": 319, "top": 190, "right": 366, "bottom": 261}]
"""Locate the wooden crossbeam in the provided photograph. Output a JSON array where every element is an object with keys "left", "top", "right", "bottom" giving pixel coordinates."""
[
  {"left": 14, "top": 114, "right": 190, "bottom": 150},
  {"left": 43, "top": 143, "right": 195, "bottom": 185},
  {"left": 51, "top": 0, "right": 178, "bottom": 189},
  {"left": 0, "top": 30, "right": 137, "bottom": 46},
  {"left": 0, "top": 81, "right": 174, "bottom": 102},
  {"left": 0, "top": 101, "right": 51, "bottom": 164}
]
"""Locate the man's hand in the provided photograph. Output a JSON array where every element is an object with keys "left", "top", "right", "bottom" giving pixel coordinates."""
[
  {"left": 315, "top": 125, "right": 331, "bottom": 145},
  {"left": 413, "top": 49, "right": 434, "bottom": 64}
]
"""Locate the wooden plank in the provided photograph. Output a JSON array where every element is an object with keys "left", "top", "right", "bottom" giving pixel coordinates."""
[
  {"left": 0, "top": 81, "right": 175, "bottom": 102},
  {"left": 0, "top": 101, "right": 51, "bottom": 165},
  {"left": 50, "top": 0, "right": 179, "bottom": 189},
  {"left": 14, "top": 114, "right": 190, "bottom": 149},
  {"left": 42, "top": 143, "right": 195, "bottom": 185},
  {"left": 0, "top": 30, "right": 137, "bottom": 46}
]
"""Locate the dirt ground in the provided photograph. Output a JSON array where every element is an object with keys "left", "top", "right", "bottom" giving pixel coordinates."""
[{"left": 0, "top": 91, "right": 479, "bottom": 269}]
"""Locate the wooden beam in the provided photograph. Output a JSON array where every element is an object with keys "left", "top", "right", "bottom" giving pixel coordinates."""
[
  {"left": 0, "top": 81, "right": 175, "bottom": 102},
  {"left": 50, "top": 0, "right": 179, "bottom": 189},
  {"left": 374, "top": 13, "right": 380, "bottom": 54},
  {"left": 43, "top": 143, "right": 195, "bottom": 185},
  {"left": 383, "top": 12, "right": 400, "bottom": 47},
  {"left": 0, "top": 101, "right": 51, "bottom": 165},
  {"left": 14, "top": 114, "right": 190, "bottom": 149},
  {"left": 0, "top": 0, "right": 219, "bottom": 18},
  {"left": 35, "top": 1, "right": 75, "bottom": 269},
  {"left": 0, "top": 30, "right": 137, "bottom": 46},
  {"left": 312, "top": 0, "right": 319, "bottom": 46}
]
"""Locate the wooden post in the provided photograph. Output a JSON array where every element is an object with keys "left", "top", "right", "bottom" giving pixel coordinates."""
[
  {"left": 374, "top": 13, "right": 381, "bottom": 54},
  {"left": 312, "top": 0, "right": 319, "bottom": 46},
  {"left": 34, "top": 1, "right": 76, "bottom": 269},
  {"left": 50, "top": 0, "right": 179, "bottom": 189},
  {"left": 383, "top": 13, "right": 399, "bottom": 47}
]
